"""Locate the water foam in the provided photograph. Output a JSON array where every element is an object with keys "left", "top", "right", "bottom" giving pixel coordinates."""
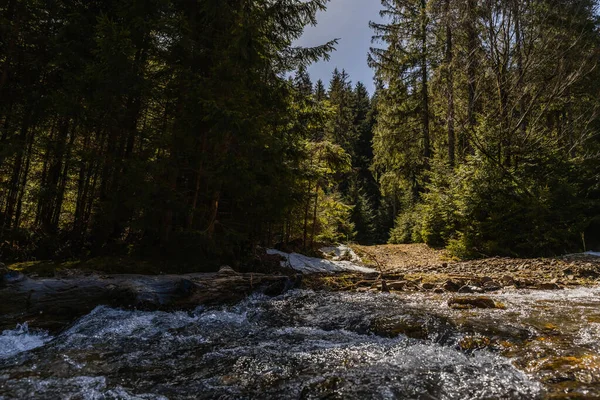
[{"left": 0, "top": 323, "right": 52, "bottom": 359}]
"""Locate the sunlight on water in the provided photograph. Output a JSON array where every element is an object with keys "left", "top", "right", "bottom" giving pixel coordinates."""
[
  {"left": 5, "top": 287, "right": 600, "bottom": 398},
  {"left": 0, "top": 291, "right": 549, "bottom": 399}
]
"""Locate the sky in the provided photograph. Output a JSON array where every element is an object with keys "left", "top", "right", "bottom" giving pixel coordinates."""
[{"left": 294, "top": 0, "right": 382, "bottom": 96}]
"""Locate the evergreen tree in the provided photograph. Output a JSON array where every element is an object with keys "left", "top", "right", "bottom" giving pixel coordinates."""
[{"left": 371, "top": 0, "right": 600, "bottom": 256}]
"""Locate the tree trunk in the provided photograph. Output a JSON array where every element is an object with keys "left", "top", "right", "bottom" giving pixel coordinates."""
[
  {"left": 464, "top": 0, "right": 478, "bottom": 158},
  {"left": 13, "top": 126, "right": 35, "bottom": 228},
  {"left": 310, "top": 183, "right": 319, "bottom": 247},
  {"left": 445, "top": 0, "right": 455, "bottom": 167},
  {"left": 420, "top": 0, "right": 431, "bottom": 167},
  {"left": 2, "top": 105, "right": 32, "bottom": 231},
  {"left": 0, "top": 270, "right": 300, "bottom": 332}
]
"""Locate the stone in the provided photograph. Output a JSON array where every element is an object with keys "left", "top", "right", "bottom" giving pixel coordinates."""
[
  {"left": 386, "top": 281, "right": 406, "bottom": 291},
  {"left": 482, "top": 280, "right": 502, "bottom": 292},
  {"left": 381, "top": 280, "right": 390, "bottom": 293},
  {"left": 458, "top": 285, "right": 484, "bottom": 294},
  {"left": 421, "top": 282, "right": 435, "bottom": 290},
  {"left": 480, "top": 276, "right": 494, "bottom": 284},
  {"left": 458, "top": 285, "right": 474, "bottom": 293},
  {"left": 433, "top": 288, "right": 445, "bottom": 294},
  {"left": 538, "top": 282, "right": 561, "bottom": 290},
  {"left": 443, "top": 280, "right": 460, "bottom": 292},
  {"left": 448, "top": 296, "right": 498, "bottom": 309}
]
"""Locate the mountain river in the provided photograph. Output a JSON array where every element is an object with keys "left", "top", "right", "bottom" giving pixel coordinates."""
[{"left": 2, "top": 287, "right": 600, "bottom": 399}]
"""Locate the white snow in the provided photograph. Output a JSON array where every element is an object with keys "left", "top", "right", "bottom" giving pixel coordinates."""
[
  {"left": 319, "top": 245, "right": 362, "bottom": 263},
  {"left": 584, "top": 251, "right": 600, "bottom": 257},
  {"left": 266, "top": 248, "right": 377, "bottom": 274}
]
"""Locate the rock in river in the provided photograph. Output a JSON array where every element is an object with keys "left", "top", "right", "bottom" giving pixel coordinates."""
[{"left": 448, "top": 296, "right": 499, "bottom": 309}]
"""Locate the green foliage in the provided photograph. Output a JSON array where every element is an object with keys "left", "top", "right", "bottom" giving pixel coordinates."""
[
  {"left": 373, "top": 0, "right": 600, "bottom": 258},
  {"left": 316, "top": 192, "right": 355, "bottom": 243}
]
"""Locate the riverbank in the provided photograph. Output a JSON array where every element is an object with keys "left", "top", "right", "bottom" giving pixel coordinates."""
[
  {"left": 326, "top": 244, "right": 600, "bottom": 293},
  {"left": 6, "top": 244, "right": 600, "bottom": 298},
  {"left": 3, "top": 245, "right": 600, "bottom": 399}
]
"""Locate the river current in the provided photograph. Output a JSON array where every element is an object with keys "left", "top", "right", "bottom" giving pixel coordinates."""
[{"left": 2, "top": 287, "right": 600, "bottom": 399}]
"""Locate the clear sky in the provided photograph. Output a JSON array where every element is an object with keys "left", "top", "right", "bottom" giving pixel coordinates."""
[{"left": 294, "top": 0, "right": 382, "bottom": 96}]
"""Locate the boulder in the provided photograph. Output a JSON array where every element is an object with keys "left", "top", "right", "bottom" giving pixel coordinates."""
[
  {"left": 442, "top": 280, "right": 460, "bottom": 292},
  {"left": 482, "top": 280, "right": 502, "bottom": 292},
  {"left": 387, "top": 281, "right": 406, "bottom": 291},
  {"left": 537, "top": 282, "right": 561, "bottom": 290},
  {"left": 458, "top": 285, "right": 484, "bottom": 294},
  {"left": 448, "top": 296, "right": 498, "bottom": 309}
]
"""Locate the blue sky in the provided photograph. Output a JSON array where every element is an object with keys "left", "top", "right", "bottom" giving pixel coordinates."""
[{"left": 294, "top": 0, "right": 382, "bottom": 96}]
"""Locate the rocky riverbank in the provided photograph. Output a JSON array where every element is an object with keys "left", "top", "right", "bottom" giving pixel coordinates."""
[{"left": 305, "top": 244, "right": 600, "bottom": 294}]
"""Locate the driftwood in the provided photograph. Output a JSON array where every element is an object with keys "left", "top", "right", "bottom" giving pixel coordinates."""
[{"left": 0, "top": 267, "right": 300, "bottom": 332}]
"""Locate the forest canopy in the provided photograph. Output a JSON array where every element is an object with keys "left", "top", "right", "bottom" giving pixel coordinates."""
[{"left": 0, "top": 0, "right": 598, "bottom": 269}]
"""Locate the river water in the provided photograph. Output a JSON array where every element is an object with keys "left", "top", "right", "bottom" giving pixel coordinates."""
[{"left": 1, "top": 287, "right": 600, "bottom": 399}]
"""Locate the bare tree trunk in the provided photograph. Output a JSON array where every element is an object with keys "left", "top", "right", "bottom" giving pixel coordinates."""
[
  {"left": 420, "top": 0, "right": 431, "bottom": 168},
  {"left": 310, "top": 183, "right": 319, "bottom": 247},
  {"left": 445, "top": 0, "right": 455, "bottom": 167},
  {"left": 464, "top": 0, "right": 478, "bottom": 158},
  {"left": 50, "top": 125, "right": 77, "bottom": 230},
  {"left": 0, "top": 0, "right": 18, "bottom": 101},
  {"left": 2, "top": 105, "right": 31, "bottom": 231},
  {"left": 187, "top": 132, "right": 207, "bottom": 229},
  {"left": 13, "top": 127, "right": 34, "bottom": 228},
  {"left": 514, "top": 0, "right": 526, "bottom": 165}
]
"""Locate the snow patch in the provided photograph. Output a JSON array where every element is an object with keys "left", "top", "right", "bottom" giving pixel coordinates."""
[
  {"left": 266, "top": 249, "right": 377, "bottom": 274},
  {"left": 320, "top": 245, "right": 361, "bottom": 263},
  {"left": 584, "top": 251, "right": 600, "bottom": 257}
]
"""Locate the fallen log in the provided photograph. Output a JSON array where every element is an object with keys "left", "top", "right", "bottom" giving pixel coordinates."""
[{"left": 0, "top": 266, "right": 300, "bottom": 332}]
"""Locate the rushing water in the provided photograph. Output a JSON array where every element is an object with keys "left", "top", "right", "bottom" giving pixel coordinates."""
[{"left": 2, "top": 287, "right": 600, "bottom": 399}]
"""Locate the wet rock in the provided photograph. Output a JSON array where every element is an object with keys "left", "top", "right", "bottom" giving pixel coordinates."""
[
  {"left": 483, "top": 281, "right": 502, "bottom": 292},
  {"left": 537, "top": 282, "right": 561, "bottom": 290},
  {"left": 458, "top": 285, "right": 474, "bottom": 293},
  {"left": 448, "top": 296, "right": 498, "bottom": 309},
  {"left": 263, "top": 279, "right": 288, "bottom": 296},
  {"left": 458, "top": 285, "right": 484, "bottom": 294},
  {"left": 577, "top": 265, "right": 600, "bottom": 279},
  {"left": 0, "top": 269, "right": 25, "bottom": 285},
  {"left": 458, "top": 336, "right": 494, "bottom": 352},
  {"left": 443, "top": 280, "right": 460, "bottom": 292},
  {"left": 386, "top": 281, "right": 406, "bottom": 291},
  {"left": 480, "top": 276, "right": 494, "bottom": 284},
  {"left": 381, "top": 280, "right": 390, "bottom": 293},
  {"left": 370, "top": 313, "right": 455, "bottom": 341}
]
